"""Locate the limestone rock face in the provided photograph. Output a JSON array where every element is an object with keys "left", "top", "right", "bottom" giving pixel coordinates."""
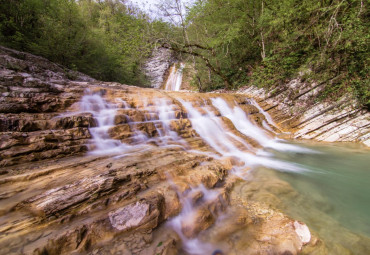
[
  {"left": 0, "top": 46, "right": 96, "bottom": 166},
  {"left": 144, "top": 47, "right": 175, "bottom": 88},
  {"left": 238, "top": 78, "right": 370, "bottom": 147}
]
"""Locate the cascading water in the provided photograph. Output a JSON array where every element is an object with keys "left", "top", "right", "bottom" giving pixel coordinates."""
[
  {"left": 79, "top": 92, "right": 190, "bottom": 155},
  {"left": 249, "top": 98, "right": 279, "bottom": 129},
  {"left": 80, "top": 93, "right": 130, "bottom": 155},
  {"left": 165, "top": 63, "right": 185, "bottom": 91},
  {"left": 211, "top": 98, "right": 316, "bottom": 153},
  {"left": 168, "top": 184, "right": 221, "bottom": 254},
  {"left": 178, "top": 98, "right": 308, "bottom": 174},
  {"left": 154, "top": 98, "right": 186, "bottom": 146},
  {"left": 79, "top": 92, "right": 320, "bottom": 254}
]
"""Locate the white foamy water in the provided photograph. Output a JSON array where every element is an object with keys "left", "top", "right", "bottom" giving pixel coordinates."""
[
  {"left": 211, "top": 98, "right": 316, "bottom": 154},
  {"left": 165, "top": 63, "right": 185, "bottom": 91},
  {"left": 168, "top": 184, "right": 221, "bottom": 254},
  {"left": 178, "top": 98, "right": 308, "bottom": 173},
  {"left": 154, "top": 98, "right": 187, "bottom": 146},
  {"left": 79, "top": 93, "right": 190, "bottom": 155},
  {"left": 79, "top": 93, "right": 312, "bottom": 168},
  {"left": 249, "top": 98, "right": 279, "bottom": 129},
  {"left": 80, "top": 94, "right": 130, "bottom": 155}
]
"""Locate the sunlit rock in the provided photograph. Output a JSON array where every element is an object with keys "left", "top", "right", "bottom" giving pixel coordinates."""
[
  {"left": 294, "top": 221, "right": 311, "bottom": 244},
  {"left": 109, "top": 201, "right": 150, "bottom": 231},
  {"left": 181, "top": 207, "right": 215, "bottom": 238}
]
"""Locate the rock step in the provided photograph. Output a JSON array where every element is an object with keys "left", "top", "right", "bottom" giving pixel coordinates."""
[
  {"left": 114, "top": 108, "right": 186, "bottom": 124},
  {"left": 0, "top": 113, "right": 96, "bottom": 132},
  {"left": 0, "top": 128, "right": 91, "bottom": 166}
]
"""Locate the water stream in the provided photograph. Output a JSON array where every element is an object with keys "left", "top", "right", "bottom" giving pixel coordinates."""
[
  {"left": 165, "top": 63, "right": 185, "bottom": 91},
  {"left": 78, "top": 91, "right": 370, "bottom": 254},
  {"left": 80, "top": 94, "right": 130, "bottom": 155},
  {"left": 269, "top": 142, "right": 370, "bottom": 235},
  {"left": 243, "top": 141, "right": 370, "bottom": 253}
]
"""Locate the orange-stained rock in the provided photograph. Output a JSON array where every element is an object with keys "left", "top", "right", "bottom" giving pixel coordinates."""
[
  {"left": 181, "top": 207, "right": 215, "bottom": 238},
  {"left": 159, "top": 186, "right": 182, "bottom": 219}
]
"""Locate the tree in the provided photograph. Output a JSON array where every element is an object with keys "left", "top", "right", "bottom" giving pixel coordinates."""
[{"left": 0, "top": 0, "right": 171, "bottom": 86}]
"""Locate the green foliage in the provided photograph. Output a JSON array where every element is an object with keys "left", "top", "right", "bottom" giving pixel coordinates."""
[
  {"left": 183, "top": 0, "right": 368, "bottom": 108},
  {"left": 1, "top": 0, "right": 368, "bottom": 107},
  {"left": 0, "top": 0, "right": 169, "bottom": 86}
]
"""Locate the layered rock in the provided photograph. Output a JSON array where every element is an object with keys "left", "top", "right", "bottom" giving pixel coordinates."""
[
  {"left": 2, "top": 46, "right": 368, "bottom": 255},
  {"left": 144, "top": 47, "right": 175, "bottom": 88},
  {"left": 0, "top": 45, "right": 97, "bottom": 166},
  {"left": 238, "top": 78, "right": 370, "bottom": 147}
]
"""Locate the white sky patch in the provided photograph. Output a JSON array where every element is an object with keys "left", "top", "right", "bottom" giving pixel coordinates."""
[
  {"left": 131, "top": 0, "right": 159, "bottom": 13},
  {"left": 130, "top": 0, "right": 195, "bottom": 22}
]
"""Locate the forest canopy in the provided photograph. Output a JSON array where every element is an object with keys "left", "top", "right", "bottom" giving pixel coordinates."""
[
  {"left": 179, "top": 0, "right": 369, "bottom": 108},
  {"left": 0, "top": 0, "right": 368, "bottom": 108},
  {"left": 0, "top": 0, "right": 169, "bottom": 85}
]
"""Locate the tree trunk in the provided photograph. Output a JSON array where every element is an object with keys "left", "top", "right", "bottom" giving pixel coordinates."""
[{"left": 260, "top": 1, "right": 266, "bottom": 60}]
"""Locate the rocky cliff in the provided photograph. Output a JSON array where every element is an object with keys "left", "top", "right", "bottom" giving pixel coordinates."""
[
  {"left": 0, "top": 46, "right": 101, "bottom": 166},
  {"left": 144, "top": 48, "right": 175, "bottom": 89},
  {"left": 238, "top": 77, "right": 370, "bottom": 147}
]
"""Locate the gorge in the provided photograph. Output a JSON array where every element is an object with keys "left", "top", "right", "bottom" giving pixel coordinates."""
[{"left": 1, "top": 43, "right": 369, "bottom": 255}]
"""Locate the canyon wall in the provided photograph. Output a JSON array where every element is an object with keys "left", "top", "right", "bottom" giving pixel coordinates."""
[{"left": 238, "top": 78, "right": 370, "bottom": 147}]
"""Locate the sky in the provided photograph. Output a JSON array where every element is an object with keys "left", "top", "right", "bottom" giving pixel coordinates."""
[
  {"left": 131, "top": 0, "right": 159, "bottom": 14},
  {"left": 130, "top": 0, "right": 195, "bottom": 21}
]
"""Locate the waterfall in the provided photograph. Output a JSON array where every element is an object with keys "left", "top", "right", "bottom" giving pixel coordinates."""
[
  {"left": 154, "top": 98, "right": 187, "bottom": 146},
  {"left": 78, "top": 92, "right": 317, "bottom": 254},
  {"left": 79, "top": 92, "right": 189, "bottom": 155},
  {"left": 80, "top": 94, "right": 130, "bottom": 155},
  {"left": 78, "top": 92, "right": 314, "bottom": 167},
  {"left": 168, "top": 183, "right": 220, "bottom": 254},
  {"left": 178, "top": 98, "right": 308, "bottom": 174},
  {"left": 211, "top": 98, "right": 316, "bottom": 153},
  {"left": 249, "top": 98, "right": 279, "bottom": 129},
  {"left": 165, "top": 63, "right": 185, "bottom": 91}
]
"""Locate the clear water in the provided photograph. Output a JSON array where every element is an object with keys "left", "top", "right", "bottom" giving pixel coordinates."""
[
  {"left": 262, "top": 141, "right": 370, "bottom": 252},
  {"left": 78, "top": 93, "right": 370, "bottom": 253}
]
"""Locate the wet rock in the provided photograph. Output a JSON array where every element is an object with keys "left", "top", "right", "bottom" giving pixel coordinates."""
[
  {"left": 160, "top": 187, "right": 182, "bottom": 219},
  {"left": 181, "top": 207, "right": 215, "bottom": 238},
  {"left": 188, "top": 169, "right": 219, "bottom": 189},
  {"left": 52, "top": 114, "right": 96, "bottom": 129},
  {"left": 0, "top": 46, "right": 95, "bottom": 166},
  {"left": 239, "top": 104, "right": 259, "bottom": 114},
  {"left": 154, "top": 237, "right": 179, "bottom": 255},
  {"left": 33, "top": 224, "right": 90, "bottom": 255},
  {"left": 25, "top": 170, "right": 131, "bottom": 217},
  {"left": 108, "top": 124, "right": 131, "bottom": 140}
]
